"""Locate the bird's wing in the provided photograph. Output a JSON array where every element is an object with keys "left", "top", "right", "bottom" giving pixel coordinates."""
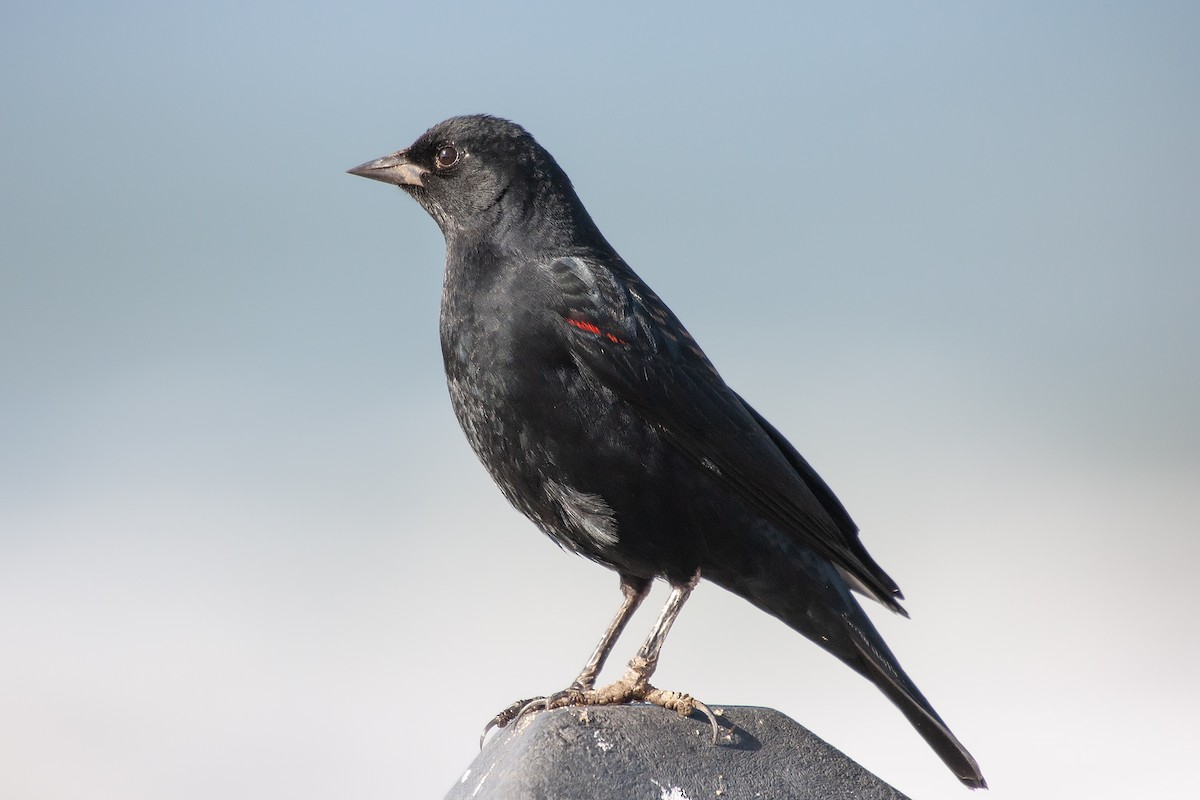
[{"left": 545, "top": 257, "right": 904, "bottom": 612}]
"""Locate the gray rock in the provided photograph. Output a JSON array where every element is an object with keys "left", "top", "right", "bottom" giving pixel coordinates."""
[{"left": 444, "top": 705, "right": 909, "bottom": 800}]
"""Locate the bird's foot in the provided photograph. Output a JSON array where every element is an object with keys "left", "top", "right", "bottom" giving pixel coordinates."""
[
  {"left": 481, "top": 663, "right": 718, "bottom": 745},
  {"left": 479, "top": 682, "right": 583, "bottom": 746},
  {"left": 479, "top": 679, "right": 589, "bottom": 747}
]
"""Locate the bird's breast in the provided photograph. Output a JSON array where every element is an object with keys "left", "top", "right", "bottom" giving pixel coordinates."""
[{"left": 439, "top": 293, "right": 662, "bottom": 559}]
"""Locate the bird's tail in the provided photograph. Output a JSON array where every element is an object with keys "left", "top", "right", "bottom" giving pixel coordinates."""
[
  {"left": 705, "top": 548, "right": 986, "bottom": 788},
  {"left": 841, "top": 613, "right": 987, "bottom": 789}
]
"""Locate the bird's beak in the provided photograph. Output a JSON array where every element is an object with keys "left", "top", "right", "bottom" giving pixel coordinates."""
[{"left": 347, "top": 149, "right": 429, "bottom": 187}]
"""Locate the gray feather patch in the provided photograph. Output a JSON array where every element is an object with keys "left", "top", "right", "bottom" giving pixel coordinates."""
[{"left": 546, "top": 479, "right": 620, "bottom": 549}]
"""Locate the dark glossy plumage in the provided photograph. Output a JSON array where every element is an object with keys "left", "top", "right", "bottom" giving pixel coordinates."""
[{"left": 349, "top": 115, "right": 985, "bottom": 788}]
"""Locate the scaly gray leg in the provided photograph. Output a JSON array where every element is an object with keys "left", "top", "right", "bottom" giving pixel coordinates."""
[{"left": 570, "top": 574, "right": 651, "bottom": 690}]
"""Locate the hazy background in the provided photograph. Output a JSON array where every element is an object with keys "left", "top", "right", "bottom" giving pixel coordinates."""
[{"left": 2, "top": 2, "right": 1197, "bottom": 798}]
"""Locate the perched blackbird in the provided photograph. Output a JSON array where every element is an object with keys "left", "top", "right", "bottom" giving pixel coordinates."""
[{"left": 349, "top": 115, "right": 985, "bottom": 788}]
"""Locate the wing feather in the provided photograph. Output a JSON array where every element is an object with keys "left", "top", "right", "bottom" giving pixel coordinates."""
[{"left": 546, "top": 257, "right": 905, "bottom": 612}]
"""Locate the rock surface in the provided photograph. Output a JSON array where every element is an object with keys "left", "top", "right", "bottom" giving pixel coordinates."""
[{"left": 444, "top": 704, "right": 909, "bottom": 799}]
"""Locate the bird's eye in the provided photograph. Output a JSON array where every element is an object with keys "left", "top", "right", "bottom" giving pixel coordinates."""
[{"left": 434, "top": 144, "right": 460, "bottom": 169}]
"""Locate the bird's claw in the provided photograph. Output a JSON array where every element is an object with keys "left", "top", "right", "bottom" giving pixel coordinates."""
[
  {"left": 479, "top": 698, "right": 536, "bottom": 749},
  {"left": 518, "top": 685, "right": 587, "bottom": 720},
  {"left": 642, "top": 687, "right": 719, "bottom": 744},
  {"left": 478, "top": 689, "right": 574, "bottom": 748}
]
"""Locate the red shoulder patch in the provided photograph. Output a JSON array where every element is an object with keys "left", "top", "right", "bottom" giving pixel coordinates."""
[{"left": 565, "top": 317, "right": 627, "bottom": 345}]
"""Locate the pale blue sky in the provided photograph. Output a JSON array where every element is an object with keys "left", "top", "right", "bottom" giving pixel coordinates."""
[{"left": 2, "top": 2, "right": 1198, "bottom": 798}]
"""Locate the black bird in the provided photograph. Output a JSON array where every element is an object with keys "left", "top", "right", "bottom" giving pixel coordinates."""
[{"left": 348, "top": 115, "right": 986, "bottom": 789}]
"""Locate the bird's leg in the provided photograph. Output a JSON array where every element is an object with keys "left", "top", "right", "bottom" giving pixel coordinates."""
[
  {"left": 485, "top": 569, "right": 718, "bottom": 744},
  {"left": 569, "top": 575, "right": 651, "bottom": 691},
  {"left": 582, "top": 569, "right": 712, "bottom": 727},
  {"left": 623, "top": 567, "right": 697, "bottom": 683},
  {"left": 481, "top": 574, "right": 649, "bottom": 742}
]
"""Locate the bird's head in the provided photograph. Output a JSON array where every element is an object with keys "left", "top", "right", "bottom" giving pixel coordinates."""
[{"left": 349, "top": 115, "right": 602, "bottom": 251}]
